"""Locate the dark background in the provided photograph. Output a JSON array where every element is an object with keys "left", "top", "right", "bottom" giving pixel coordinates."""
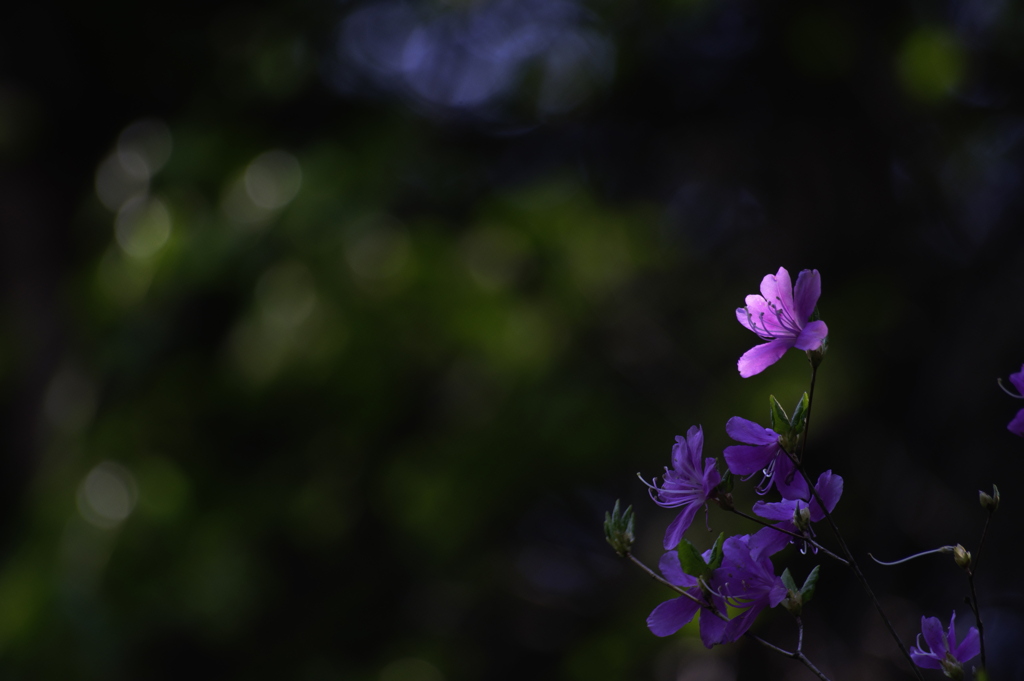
[{"left": 1, "top": 0, "right": 1022, "bottom": 679}]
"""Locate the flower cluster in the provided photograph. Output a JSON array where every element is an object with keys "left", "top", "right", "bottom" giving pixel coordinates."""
[{"left": 627, "top": 266, "right": 997, "bottom": 680}]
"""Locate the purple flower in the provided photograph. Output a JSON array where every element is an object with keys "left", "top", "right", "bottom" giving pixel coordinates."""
[
  {"left": 723, "top": 416, "right": 809, "bottom": 500},
  {"left": 910, "top": 611, "right": 980, "bottom": 677},
  {"left": 749, "top": 470, "right": 843, "bottom": 560},
  {"left": 736, "top": 267, "right": 828, "bottom": 378},
  {"left": 646, "top": 550, "right": 730, "bottom": 648},
  {"left": 647, "top": 535, "right": 787, "bottom": 647},
  {"left": 642, "top": 426, "right": 722, "bottom": 550},
  {"left": 714, "top": 534, "right": 789, "bottom": 642},
  {"left": 1005, "top": 364, "right": 1024, "bottom": 436}
]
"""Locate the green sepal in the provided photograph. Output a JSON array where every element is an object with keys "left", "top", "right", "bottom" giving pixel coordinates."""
[
  {"left": 677, "top": 538, "right": 711, "bottom": 579},
  {"left": 719, "top": 470, "right": 735, "bottom": 494},
  {"left": 780, "top": 567, "right": 799, "bottom": 593},
  {"left": 707, "top": 533, "right": 726, "bottom": 571},
  {"left": 769, "top": 395, "right": 791, "bottom": 436},
  {"left": 790, "top": 392, "right": 810, "bottom": 435},
  {"left": 800, "top": 565, "right": 821, "bottom": 604}
]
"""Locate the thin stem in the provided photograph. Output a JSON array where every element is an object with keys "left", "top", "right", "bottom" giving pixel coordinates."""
[
  {"left": 967, "top": 512, "right": 993, "bottom": 670},
  {"left": 868, "top": 547, "right": 954, "bottom": 566},
  {"left": 795, "top": 462, "right": 923, "bottom": 681},
  {"left": 626, "top": 552, "right": 701, "bottom": 602},
  {"left": 727, "top": 508, "right": 849, "bottom": 566},
  {"left": 798, "top": 362, "right": 818, "bottom": 463},
  {"left": 795, "top": 361, "right": 925, "bottom": 681},
  {"left": 744, "top": 621, "right": 831, "bottom": 681}
]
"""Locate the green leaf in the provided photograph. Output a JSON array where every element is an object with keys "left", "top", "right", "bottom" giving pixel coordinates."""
[
  {"left": 790, "top": 392, "right": 809, "bottom": 435},
  {"left": 769, "top": 395, "right": 790, "bottom": 434},
  {"left": 677, "top": 538, "right": 710, "bottom": 578},
  {"left": 780, "top": 567, "right": 799, "bottom": 593},
  {"left": 707, "top": 533, "right": 726, "bottom": 571},
  {"left": 800, "top": 565, "right": 821, "bottom": 604}
]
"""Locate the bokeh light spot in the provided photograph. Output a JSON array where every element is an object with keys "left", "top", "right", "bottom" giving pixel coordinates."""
[
  {"left": 115, "top": 195, "right": 172, "bottom": 259},
  {"left": 76, "top": 461, "right": 139, "bottom": 529},
  {"left": 896, "top": 28, "right": 965, "bottom": 102},
  {"left": 245, "top": 150, "right": 302, "bottom": 210}
]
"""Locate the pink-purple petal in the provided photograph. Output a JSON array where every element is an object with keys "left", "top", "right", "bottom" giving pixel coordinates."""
[
  {"left": 723, "top": 443, "right": 774, "bottom": 476},
  {"left": 793, "top": 319, "right": 828, "bottom": 351},
  {"left": 759, "top": 268, "right": 795, "bottom": 314},
  {"left": 792, "top": 269, "right": 821, "bottom": 321},
  {"left": 739, "top": 297, "right": 788, "bottom": 335},
  {"left": 738, "top": 338, "right": 794, "bottom": 377},
  {"left": 809, "top": 470, "right": 843, "bottom": 519},
  {"left": 647, "top": 594, "right": 701, "bottom": 637},
  {"left": 663, "top": 503, "right": 701, "bottom": 550},
  {"left": 773, "top": 455, "right": 810, "bottom": 500},
  {"left": 1010, "top": 364, "right": 1024, "bottom": 394},
  {"left": 919, "top": 616, "right": 947, "bottom": 655},
  {"left": 954, "top": 626, "right": 981, "bottom": 663},
  {"left": 658, "top": 551, "right": 698, "bottom": 588},
  {"left": 910, "top": 641, "right": 942, "bottom": 670},
  {"left": 698, "top": 605, "right": 730, "bottom": 648},
  {"left": 701, "top": 457, "right": 722, "bottom": 494},
  {"left": 748, "top": 524, "right": 791, "bottom": 560},
  {"left": 752, "top": 498, "right": 798, "bottom": 521},
  {"left": 725, "top": 416, "right": 778, "bottom": 445},
  {"left": 1009, "top": 408, "right": 1024, "bottom": 437},
  {"left": 686, "top": 426, "right": 704, "bottom": 465},
  {"left": 721, "top": 600, "right": 766, "bottom": 642}
]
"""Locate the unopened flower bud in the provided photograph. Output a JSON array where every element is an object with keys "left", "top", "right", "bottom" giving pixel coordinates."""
[
  {"left": 979, "top": 484, "right": 1000, "bottom": 512},
  {"left": 952, "top": 544, "right": 971, "bottom": 570},
  {"left": 603, "top": 500, "right": 635, "bottom": 557}
]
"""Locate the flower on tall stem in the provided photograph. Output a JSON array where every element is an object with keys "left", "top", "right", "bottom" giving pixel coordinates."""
[
  {"left": 910, "top": 611, "right": 980, "bottom": 680},
  {"left": 736, "top": 267, "right": 828, "bottom": 378},
  {"left": 723, "top": 416, "right": 809, "bottom": 500},
  {"left": 749, "top": 470, "right": 843, "bottom": 559},
  {"left": 640, "top": 426, "right": 722, "bottom": 550}
]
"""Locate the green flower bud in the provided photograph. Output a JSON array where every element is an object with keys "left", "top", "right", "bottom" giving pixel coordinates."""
[
  {"left": 603, "top": 500, "right": 635, "bottom": 557},
  {"left": 979, "top": 484, "right": 1000, "bottom": 512},
  {"left": 952, "top": 544, "right": 971, "bottom": 570}
]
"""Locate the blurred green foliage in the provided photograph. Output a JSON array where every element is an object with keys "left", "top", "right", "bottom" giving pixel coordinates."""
[{"left": 2, "top": 0, "right": 1024, "bottom": 679}]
